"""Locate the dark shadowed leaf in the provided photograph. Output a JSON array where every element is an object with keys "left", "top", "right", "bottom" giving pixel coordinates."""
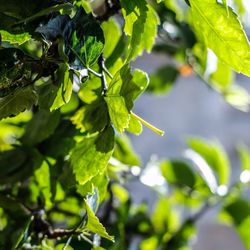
[
  {"left": 0, "top": 86, "right": 37, "bottom": 120},
  {"left": 21, "top": 110, "right": 60, "bottom": 146},
  {"left": 161, "top": 160, "right": 196, "bottom": 188},
  {"left": 147, "top": 65, "right": 179, "bottom": 94}
]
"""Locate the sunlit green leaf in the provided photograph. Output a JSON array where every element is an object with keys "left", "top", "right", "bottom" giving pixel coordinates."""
[
  {"left": 84, "top": 198, "right": 114, "bottom": 241},
  {"left": 126, "top": 115, "right": 143, "bottom": 135},
  {"left": 190, "top": 0, "right": 250, "bottom": 77},
  {"left": 121, "top": 0, "right": 159, "bottom": 60},
  {"left": 71, "top": 99, "right": 108, "bottom": 134},
  {"left": 238, "top": 144, "right": 250, "bottom": 170},
  {"left": 224, "top": 85, "right": 250, "bottom": 112},
  {"left": 105, "top": 96, "right": 129, "bottom": 134},
  {"left": 102, "top": 18, "right": 122, "bottom": 58},
  {"left": 0, "top": 30, "right": 31, "bottom": 45},
  {"left": 34, "top": 160, "right": 52, "bottom": 208},
  {"left": 152, "top": 197, "right": 178, "bottom": 233},
  {"left": 105, "top": 65, "right": 148, "bottom": 133},
  {"left": 210, "top": 60, "right": 233, "bottom": 92},
  {"left": 50, "top": 63, "right": 73, "bottom": 111},
  {"left": 77, "top": 172, "right": 109, "bottom": 203},
  {"left": 71, "top": 126, "right": 114, "bottom": 185},
  {"left": 187, "top": 138, "right": 231, "bottom": 185}
]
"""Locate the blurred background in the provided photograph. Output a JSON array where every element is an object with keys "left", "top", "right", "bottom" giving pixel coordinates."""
[{"left": 127, "top": 52, "right": 250, "bottom": 250}]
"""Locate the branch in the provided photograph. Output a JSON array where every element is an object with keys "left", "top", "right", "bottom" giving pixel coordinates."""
[{"left": 98, "top": 54, "right": 108, "bottom": 94}]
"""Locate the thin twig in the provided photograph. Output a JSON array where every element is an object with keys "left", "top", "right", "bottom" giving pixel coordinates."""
[{"left": 102, "top": 58, "right": 113, "bottom": 79}]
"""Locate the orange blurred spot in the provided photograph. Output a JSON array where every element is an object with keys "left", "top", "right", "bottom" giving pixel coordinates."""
[{"left": 178, "top": 64, "right": 193, "bottom": 77}]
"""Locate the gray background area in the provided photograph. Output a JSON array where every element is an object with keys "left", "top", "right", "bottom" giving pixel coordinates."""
[{"left": 129, "top": 53, "right": 250, "bottom": 250}]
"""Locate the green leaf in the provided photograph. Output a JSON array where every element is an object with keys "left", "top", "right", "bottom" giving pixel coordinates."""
[
  {"left": 187, "top": 138, "right": 231, "bottom": 185},
  {"left": 184, "top": 149, "right": 218, "bottom": 193},
  {"left": 60, "top": 92, "right": 79, "bottom": 114},
  {"left": 0, "top": 30, "right": 31, "bottom": 45},
  {"left": 21, "top": 110, "right": 60, "bottom": 146},
  {"left": 84, "top": 198, "right": 114, "bottom": 242},
  {"left": 140, "top": 237, "right": 158, "bottom": 250},
  {"left": 0, "top": 147, "right": 43, "bottom": 184},
  {"left": 224, "top": 198, "right": 250, "bottom": 225},
  {"left": 50, "top": 64, "right": 73, "bottom": 111},
  {"left": 104, "top": 66, "right": 130, "bottom": 133},
  {"left": 38, "top": 64, "right": 73, "bottom": 111},
  {"left": 190, "top": 0, "right": 250, "bottom": 77},
  {"left": 147, "top": 65, "right": 179, "bottom": 94},
  {"left": 34, "top": 160, "right": 52, "bottom": 208},
  {"left": 0, "top": 147, "right": 27, "bottom": 184},
  {"left": 125, "top": 69, "right": 149, "bottom": 107},
  {"left": 70, "top": 126, "right": 114, "bottom": 185},
  {"left": 0, "top": 86, "right": 37, "bottom": 120},
  {"left": 71, "top": 99, "right": 108, "bottom": 134},
  {"left": 105, "top": 65, "right": 148, "bottom": 133},
  {"left": 105, "top": 96, "right": 130, "bottom": 134},
  {"left": 113, "top": 135, "right": 140, "bottom": 166},
  {"left": 223, "top": 198, "right": 250, "bottom": 249},
  {"left": 38, "top": 120, "right": 77, "bottom": 158},
  {"left": 121, "top": 0, "right": 159, "bottom": 61},
  {"left": 111, "top": 183, "right": 129, "bottom": 203},
  {"left": 101, "top": 18, "right": 122, "bottom": 58},
  {"left": 77, "top": 172, "right": 109, "bottom": 203},
  {"left": 209, "top": 60, "right": 233, "bottom": 92},
  {"left": 78, "top": 75, "right": 102, "bottom": 104},
  {"left": 70, "top": 10, "right": 104, "bottom": 67},
  {"left": 126, "top": 115, "right": 143, "bottom": 135},
  {"left": 152, "top": 197, "right": 178, "bottom": 233},
  {"left": 237, "top": 144, "right": 250, "bottom": 170},
  {"left": 161, "top": 160, "right": 196, "bottom": 189},
  {"left": 224, "top": 85, "right": 250, "bottom": 112}
]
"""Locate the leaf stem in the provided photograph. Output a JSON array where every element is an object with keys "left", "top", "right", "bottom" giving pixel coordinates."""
[
  {"left": 87, "top": 67, "right": 102, "bottom": 78},
  {"left": 62, "top": 235, "right": 73, "bottom": 250},
  {"left": 130, "top": 111, "right": 165, "bottom": 136},
  {"left": 102, "top": 59, "right": 113, "bottom": 79},
  {"left": 80, "top": 234, "right": 94, "bottom": 246}
]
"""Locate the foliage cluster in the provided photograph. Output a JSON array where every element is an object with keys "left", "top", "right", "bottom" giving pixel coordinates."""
[{"left": 1, "top": 0, "right": 250, "bottom": 249}]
